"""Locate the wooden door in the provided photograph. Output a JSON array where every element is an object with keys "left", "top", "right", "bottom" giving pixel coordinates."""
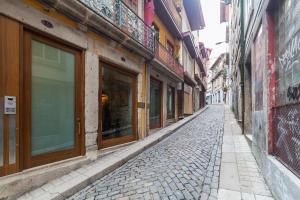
[{"left": 22, "top": 29, "right": 84, "bottom": 169}]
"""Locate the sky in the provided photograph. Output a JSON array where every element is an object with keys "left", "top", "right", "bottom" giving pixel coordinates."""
[{"left": 199, "top": 0, "right": 228, "bottom": 61}]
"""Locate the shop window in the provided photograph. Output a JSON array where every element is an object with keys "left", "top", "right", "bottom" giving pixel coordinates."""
[
  {"left": 167, "top": 85, "right": 175, "bottom": 119},
  {"left": 23, "top": 30, "right": 84, "bottom": 169},
  {"left": 30, "top": 40, "right": 76, "bottom": 156},
  {"left": 150, "top": 78, "right": 162, "bottom": 129},
  {"left": 100, "top": 63, "right": 137, "bottom": 148},
  {"left": 0, "top": 91, "right": 2, "bottom": 170}
]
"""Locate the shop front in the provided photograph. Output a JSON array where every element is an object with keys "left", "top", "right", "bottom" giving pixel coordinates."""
[
  {"left": 149, "top": 77, "right": 162, "bottom": 129},
  {"left": 99, "top": 62, "right": 137, "bottom": 148},
  {"left": 167, "top": 85, "right": 175, "bottom": 120},
  {"left": 147, "top": 66, "right": 180, "bottom": 133},
  {"left": 0, "top": 15, "right": 85, "bottom": 176}
]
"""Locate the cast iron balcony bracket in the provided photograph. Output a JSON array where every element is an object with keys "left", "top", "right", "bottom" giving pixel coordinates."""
[{"left": 78, "top": 0, "right": 156, "bottom": 52}]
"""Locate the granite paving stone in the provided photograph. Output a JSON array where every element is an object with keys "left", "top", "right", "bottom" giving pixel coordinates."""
[{"left": 68, "top": 106, "right": 224, "bottom": 200}]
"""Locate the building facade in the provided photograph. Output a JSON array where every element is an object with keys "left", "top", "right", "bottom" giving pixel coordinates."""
[
  {"left": 229, "top": 0, "right": 300, "bottom": 199},
  {"left": 181, "top": 0, "right": 207, "bottom": 115},
  {"left": 0, "top": 0, "right": 206, "bottom": 198},
  {"left": 145, "top": 0, "right": 183, "bottom": 131},
  {"left": 210, "top": 53, "right": 228, "bottom": 104}
]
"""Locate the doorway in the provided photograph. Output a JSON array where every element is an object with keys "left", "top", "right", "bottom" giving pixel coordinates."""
[
  {"left": 150, "top": 77, "right": 162, "bottom": 129},
  {"left": 99, "top": 62, "right": 137, "bottom": 148},
  {"left": 245, "top": 53, "right": 252, "bottom": 138},
  {"left": 167, "top": 85, "right": 175, "bottom": 119},
  {"left": 22, "top": 29, "right": 84, "bottom": 169}
]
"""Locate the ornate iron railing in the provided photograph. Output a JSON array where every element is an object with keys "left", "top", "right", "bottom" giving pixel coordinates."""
[
  {"left": 155, "top": 41, "right": 184, "bottom": 79},
  {"left": 79, "top": 0, "right": 155, "bottom": 52}
]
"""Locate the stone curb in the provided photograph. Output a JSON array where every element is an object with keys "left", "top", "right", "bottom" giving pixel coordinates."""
[{"left": 18, "top": 106, "right": 208, "bottom": 200}]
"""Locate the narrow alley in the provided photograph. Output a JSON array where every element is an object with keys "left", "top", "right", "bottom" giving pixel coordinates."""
[
  {"left": 62, "top": 106, "right": 271, "bottom": 200},
  {"left": 69, "top": 106, "right": 224, "bottom": 200},
  {"left": 2, "top": 1, "right": 300, "bottom": 200}
]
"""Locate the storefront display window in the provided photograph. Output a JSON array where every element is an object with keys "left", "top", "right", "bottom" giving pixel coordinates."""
[
  {"left": 0, "top": 98, "right": 3, "bottom": 167},
  {"left": 167, "top": 85, "right": 175, "bottom": 119},
  {"left": 31, "top": 40, "right": 76, "bottom": 155},
  {"left": 150, "top": 78, "right": 161, "bottom": 129},
  {"left": 23, "top": 30, "right": 83, "bottom": 169},
  {"left": 102, "top": 66, "right": 134, "bottom": 141}
]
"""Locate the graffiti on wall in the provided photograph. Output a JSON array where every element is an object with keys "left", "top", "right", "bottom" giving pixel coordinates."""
[
  {"left": 278, "top": 35, "right": 300, "bottom": 71},
  {"left": 277, "top": 33, "right": 300, "bottom": 103},
  {"left": 287, "top": 83, "right": 300, "bottom": 101},
  {"left": 274, "top": 104, "right": 300, "bottom": 176}
]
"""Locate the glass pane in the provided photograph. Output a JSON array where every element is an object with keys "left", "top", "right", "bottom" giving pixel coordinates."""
[
  {"left": 102, "top": 66, "right": 133, "bottom": 140},
  {"left": 167, "top": 86, "right": 174, "bottom": 119},
  {"left": 0, "top": 97, "right": 3, "bottom": 167},
  {"left": 31, "top": 40, "right": 75, "bottom": 156},
  {"left": 150, "top": 79, "right": 161, "bottom": 127},
  {"left": 9, "top": 115, "right": 16, "bottom": 164}
]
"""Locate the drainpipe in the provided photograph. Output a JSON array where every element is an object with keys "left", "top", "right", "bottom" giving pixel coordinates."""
[{"left": 240, "top": 0, "right": 245, "bottom": 134}]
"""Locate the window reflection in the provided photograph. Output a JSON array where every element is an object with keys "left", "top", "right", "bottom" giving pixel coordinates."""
[
  {"left": 31, "top": 40, "right": 75, "bottom": 156},
  {"left": 150, "top": 78, "right": 161, "bottom": 128},
  {"left": 167, "top": 86, "right": 175, "bottom": 119},
  {"left": 102, "top": 66, "right": 134, "bottom": 140}
]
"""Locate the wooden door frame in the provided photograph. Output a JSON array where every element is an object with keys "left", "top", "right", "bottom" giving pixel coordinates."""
[
  {"left": 149, "top": 76, "right": 163, "bottom": 129},
  {"left": 98, "top": 60, "right": 138, "bottom": 149},
  {"left": 0, "top": 15, "right": 21, "bottom": 176},
  {"left": 22, "top": 28, "right": 85, "bottom": 169}
]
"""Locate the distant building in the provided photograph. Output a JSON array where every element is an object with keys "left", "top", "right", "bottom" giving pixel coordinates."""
[{"left": 209, "top": 53, "right": 228, "bottom": 104}]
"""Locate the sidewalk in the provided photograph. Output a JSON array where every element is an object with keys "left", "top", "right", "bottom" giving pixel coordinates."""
[{"left": 218, "top": 106, "right": 274, "bottom": 200}]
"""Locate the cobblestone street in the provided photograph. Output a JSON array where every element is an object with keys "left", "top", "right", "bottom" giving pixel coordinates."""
[{"left": 69, "top": 105, "right": 224, "bottom": 200}]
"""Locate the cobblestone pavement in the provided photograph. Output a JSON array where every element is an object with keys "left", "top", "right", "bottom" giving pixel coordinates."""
[{"left": 69, "top": 105, "right": 224, "bottom": 200}]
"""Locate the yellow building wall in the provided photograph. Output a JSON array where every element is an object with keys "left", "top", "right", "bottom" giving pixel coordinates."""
[
  {"left": 153, "top": 15, "right": 180, "bottom": 56},
  {"left": 22, "top": 0, "right": 147, "bottom": 140}
]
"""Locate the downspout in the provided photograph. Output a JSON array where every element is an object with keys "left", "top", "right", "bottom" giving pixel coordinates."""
[{"left": 240, "top": 0, "right": 245, "bottom": 134}]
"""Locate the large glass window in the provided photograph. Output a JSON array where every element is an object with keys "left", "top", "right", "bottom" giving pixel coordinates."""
[
  {"left": 0, "top": 97, "right": 3, "bottom": 167},
  {"left": 31, "top": 40, "right": 75, "bottom": 156},
  {"left": 167, "top": 85, "right": 175, "bottom": 119},
  {"left": 102, "top": 66, "right": 134, "bottom": 140},
  {"left": 150, "top": 78, "right": 161, "bottom": 129}
]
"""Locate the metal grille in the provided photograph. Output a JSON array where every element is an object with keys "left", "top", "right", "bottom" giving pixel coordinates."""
[
  {"left": 273, "top": 103, "right": 300, "bottom": 177},
  {"left": 79, "top": 0, "right": 155, "bottom": 52}
]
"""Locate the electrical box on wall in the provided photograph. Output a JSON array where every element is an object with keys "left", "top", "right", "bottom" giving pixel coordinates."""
[{"left": 4, "top": 96, "right": 16, "bottom": 114}]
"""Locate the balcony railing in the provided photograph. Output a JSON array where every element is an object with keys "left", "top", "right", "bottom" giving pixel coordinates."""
[
  {"left": 155, "top": 41, "right": 184, "bottom": 79},
  {"left": 79, "top": 0, "right": 155, "bottom": 52},
  {"left": 161, "top": 0, "right": 182, "bottom": 30}
]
